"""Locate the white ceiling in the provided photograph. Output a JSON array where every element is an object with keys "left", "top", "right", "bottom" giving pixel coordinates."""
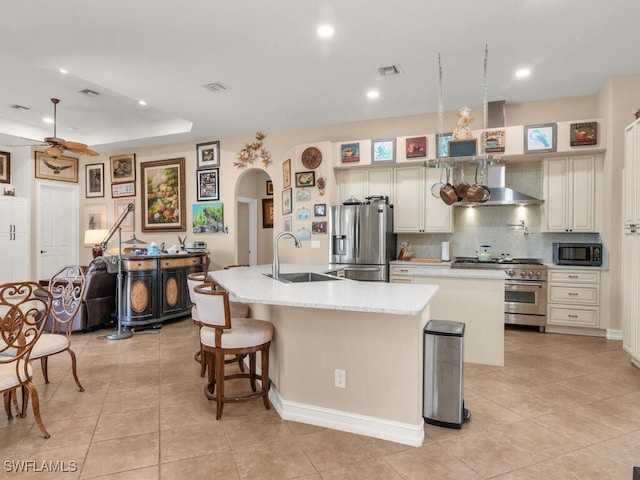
[{"left": 1, "top": 0, "right": 638, "bottom": 154}]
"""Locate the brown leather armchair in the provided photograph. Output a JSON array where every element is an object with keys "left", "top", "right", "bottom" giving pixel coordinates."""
[{"left": 74, "top": 257, "right": 117, "bottom": 331}]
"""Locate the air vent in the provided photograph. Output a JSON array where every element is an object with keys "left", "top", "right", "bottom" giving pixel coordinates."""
[
  {"left": 377, "top": 65, "right": 402, "bottom": 76},
  {"left": 10, "top": 104, "right": 30, "bottom": 111},
  {"left": 79, "top": 89, "right": 100, "bottom": 97},
  {"left": 202, "top": 82, "right": 230, "bottom": 93}
]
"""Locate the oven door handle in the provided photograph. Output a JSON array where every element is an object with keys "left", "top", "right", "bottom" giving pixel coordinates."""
[{"left": 505, "top": 281, "right": 545, "bottom": 287}]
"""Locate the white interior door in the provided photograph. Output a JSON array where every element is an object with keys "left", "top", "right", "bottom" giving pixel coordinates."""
[
  {"left": 236, "top": 196, "right": 257, "bottom": 266},
  {"left": 37, "top": 182, "right": 79, "bottom": 280}
]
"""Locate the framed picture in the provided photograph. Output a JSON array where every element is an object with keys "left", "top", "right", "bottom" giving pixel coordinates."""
[
  {"left": 296, "top": 207, "right": 311, "bottom": 220},
  {"left": 140, "top": 157, "right": 186, "bottom": 232},
  {"left": 109, "top": 154, "right": 136, "bottom": 183},
  {"left": 193, "top": 202, "right": 224, "bottom": 233},
  {"left": 341, "top": 143, "right": 360, "bottom": 163},
  {"left": 83, "top": 204, "right": 107, "bottom": 233},
  {"left": 282, "top": 158, "right": 291, "bottom": 188},
  {"left": 196, "top": 140, "right": 220, "bottom": 168},
  {"left": 312, "top": 221, "right": 327, "bottom": 234},
  {"left": 283, "top": 216, "right": 292, "bottom": 232},
  {"left": 114, "top": 199, "right": 135, "bottom": 232},
  {"left": 524, "top": 123, "right": 557, "bottom": 153},
  {"left": 0, "top": 151, "right": 10, "bottom": 184},
  {"left": 372, "top": 138, "right": 396, "bottom": 163},
  {"left": 196, "top": 168, "right": 219, "bottom": 201},
  {"left": 570, "top": 122, "right": 598, "bottom": 146},
  {"left": 85, "top": 163, "right": 104, "bottom": 198},
  {"left": 406, "top": 137, "right": 427, "bottom": 158},
  {"left": 296, "top": 189, "right": 311, "bottom": 202},
  {"left": 112, "top": 182, "right": 136, "bottom": 198},
  {"left": 282, "top": 187, "right": 292, "bottom": 215},
  {"left": 295, "top": 171, "right": 315, "bottom": 187},
  {"left": 314, "top": 203, "right": 326, "bottom": 217},
  {"left": 482, "top": 130, "right": 506, "bottom": 153},
  {"left": 262, "top": 198, "right": 274, "bottom": 229},
  {"left": 34, "top": 151, "right": 78, "bottom": 183},
  {"left": 436, "top": 132, "right": 453, "bottom": 158},
  {"left": 266, "top": 180, "right": 273, "bottom": 195}
]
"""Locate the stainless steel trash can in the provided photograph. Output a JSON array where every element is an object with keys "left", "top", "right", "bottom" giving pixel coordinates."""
[{"left": 423, "top": 320, "right": 470, "bottom": 428}]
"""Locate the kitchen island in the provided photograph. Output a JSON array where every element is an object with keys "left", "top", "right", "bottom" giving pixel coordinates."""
[{"left": 209, "top": 264, "right": 438, "bottom": 447}]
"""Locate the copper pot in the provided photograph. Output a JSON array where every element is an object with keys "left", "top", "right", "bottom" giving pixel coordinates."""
[
  {"left": 455, "top": 166, "right": 469, "bottom": 199},
  {"left": 440, "top": 168, "right": 459, "bottom": 205}
]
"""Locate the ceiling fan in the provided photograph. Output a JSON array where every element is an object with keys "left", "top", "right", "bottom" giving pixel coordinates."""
[{"left": 16, "top": 98, "right": 99, "bottom": 158}]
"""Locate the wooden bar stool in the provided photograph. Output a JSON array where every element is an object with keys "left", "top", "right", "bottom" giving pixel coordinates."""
[{"left": 193, "top": 284, "right": 272, "bottom": 419}]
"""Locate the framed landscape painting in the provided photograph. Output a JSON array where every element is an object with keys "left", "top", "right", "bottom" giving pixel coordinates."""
[{"left": 141, "top": 157, "right": 186, "bottom": 232}]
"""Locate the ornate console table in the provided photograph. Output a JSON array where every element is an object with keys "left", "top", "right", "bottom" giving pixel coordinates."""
[{"left": 120, "top": 252, "right": 208, "bottom": 327}]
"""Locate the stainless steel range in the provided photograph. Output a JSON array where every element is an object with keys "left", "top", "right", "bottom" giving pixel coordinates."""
[{"left": 452, "top": 257, "right": 548, "bottom": 331}]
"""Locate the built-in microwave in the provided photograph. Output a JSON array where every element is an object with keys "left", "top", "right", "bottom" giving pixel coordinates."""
[{"left": 552, "top": 242, "right": 602, "bottom": 266}]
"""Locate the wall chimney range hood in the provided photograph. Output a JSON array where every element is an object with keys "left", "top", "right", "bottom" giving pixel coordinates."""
[{"left": 454, "top": 165, "right": 544, "bottom": 207}]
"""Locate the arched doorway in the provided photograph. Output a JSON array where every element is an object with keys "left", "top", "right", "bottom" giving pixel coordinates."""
[{"left": 236, "top": 169, "right": 273, "bottom": 265}]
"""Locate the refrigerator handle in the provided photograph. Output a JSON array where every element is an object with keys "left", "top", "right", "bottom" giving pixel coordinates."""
[{"left": 354, "top": 209, "right": 359, "bottom": 258}]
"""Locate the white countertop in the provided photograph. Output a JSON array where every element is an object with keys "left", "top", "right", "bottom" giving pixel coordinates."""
[
  {"left": 210, "top": 264, "right": 438, "bottom": 315},
  {"left": 390, "top": 261, "right": 506, "bottom": 280}
]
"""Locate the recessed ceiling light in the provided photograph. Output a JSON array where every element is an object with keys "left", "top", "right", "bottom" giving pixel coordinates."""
[
  {"left": 58, "top": 68, "right": 68, "bottom": 75},
  {"left": 317, "top": 25, "right": 334, "bottom": 38},
  {"left": 138, "top": 100, "right": 147, "bottom": 106},
  {"left": 515, "top": 68, "right": 531, "bottom": 78},
  {"left": 367, "top": 90, "right": 380, "bottom": 99},
  {"left": 43, "top": 117, "right": 54, "bottom": 124}
]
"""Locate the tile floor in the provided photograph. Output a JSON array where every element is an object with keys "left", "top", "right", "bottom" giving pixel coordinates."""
[{"left": 1, "top": 319, "right": 640, "bottom": 479}]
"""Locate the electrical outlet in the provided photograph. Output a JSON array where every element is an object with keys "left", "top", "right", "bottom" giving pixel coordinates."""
[
  {"left": 311, "top": 241, "right": 320, "bottom": 249},
  {"left": 334, "top": 369, "right": 346, "bottom": 388}
]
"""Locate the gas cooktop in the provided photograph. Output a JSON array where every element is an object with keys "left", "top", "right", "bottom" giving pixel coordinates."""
[{"left": 452, "top": 256, "right": 545, "bottom": 269}]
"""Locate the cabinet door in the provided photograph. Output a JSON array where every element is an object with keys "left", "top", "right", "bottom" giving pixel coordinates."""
[
  {"left": 569, "top": 156, "right": 595, "bottom": 232},
  {"left": 624, "top": 123, "right": 637, "bottom": 226},
  {"left": 0, "top": 234, "right": 12, "bottom": 283},
  {"left": 542, "top": 158, "right": 569, "bottom": 231},
  {"left": 393, "top": 166, "right": 424, "bottom": 232},
  {"left": 366, "top": 168, "right": 393, "bottom": 203},
  {"left": 424, "top": 168, "right": 452, "bottom": 233},
  {"left": 623, "top": 232, "right": 639, "bottom": 355},
  {"left": 162, "top": 269, "right": 185, "bottom": 315},
  {"left": 339, "top": 170, "right": 366, "bottom": 203}
]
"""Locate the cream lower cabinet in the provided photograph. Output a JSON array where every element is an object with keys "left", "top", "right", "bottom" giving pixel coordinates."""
[
  {"left": 0, "top": 196, "right": 30, "bottom": 283},
  {"left": 623, "top": 232, "right": 640, "bottom": 360},
  {"left": 547, "top": 269, "right": 600, "bottom": 328},
  {"left": 542, "top": 156, "right": 595, "bottom": 232},
  {"left": 393, "top": 166, "right": 452, "bottom": 233},
  {"left": 390, "top": 264, "right": 416, "bottom": 283}
]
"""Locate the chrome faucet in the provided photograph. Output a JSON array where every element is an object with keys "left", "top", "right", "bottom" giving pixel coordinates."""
[{"left": 272, "top": 231, "right": 302, "bottom": 280}]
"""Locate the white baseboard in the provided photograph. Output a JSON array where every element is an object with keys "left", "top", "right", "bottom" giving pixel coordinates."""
[
  {"left": 607, "top": 329, "right": 622, "bottom": 340},
  {"left": 268, "top": 385, "right": 424, "bottom": 447}
]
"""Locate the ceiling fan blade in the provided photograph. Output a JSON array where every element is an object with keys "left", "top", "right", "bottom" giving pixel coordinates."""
[
  {"left": 59, "top": 140, "right": 89, "bottom": 150},
  {"left": 64, "top": 146, "right": 99, "bottom": 157}
]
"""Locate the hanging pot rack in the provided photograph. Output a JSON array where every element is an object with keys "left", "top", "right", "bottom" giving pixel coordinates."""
[{"left": 429, "top": 45, "right": 503, "bottom": 169}]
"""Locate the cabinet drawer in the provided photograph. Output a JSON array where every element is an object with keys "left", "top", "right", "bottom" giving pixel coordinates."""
[
  {"left": 123, "top": 259, "right": 157, "bottom": 271},
  {"left": 390, "top": 276, "right": 413, "bottom": 284},
  {"left": 548, "top": 305, "right": 599, "bottom": 327},
  {"left": 161, "top": 257, "right": 200, "bottom": 269},
  {"left": 549, "top": 285, "right": 599, "bottom": 305},
  {"left": 548, "top": 270, "right": 600, "bottom": 283},
  {"left": 390, "top": 266, "right": 416, "bottom": 276}
]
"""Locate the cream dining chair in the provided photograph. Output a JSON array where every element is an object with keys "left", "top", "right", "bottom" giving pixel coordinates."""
[
  {"left": 0, "top": 281, "right": 52, "bottom": 438},
  {"left": 28, "top": 265, "right": 86, "bottom": 391}
]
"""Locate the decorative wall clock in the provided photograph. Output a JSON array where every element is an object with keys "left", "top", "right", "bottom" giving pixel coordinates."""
[{"left": 301, "top": 147, "right": 322, "bottom": 169}]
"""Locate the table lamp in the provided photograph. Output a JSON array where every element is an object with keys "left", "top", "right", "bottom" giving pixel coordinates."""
[{"left": 84, "top": 229, "right": 109, "bottom": 258}]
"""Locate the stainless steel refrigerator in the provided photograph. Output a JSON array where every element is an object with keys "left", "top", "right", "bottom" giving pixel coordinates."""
[{"left": 329, "top": 202, "right": 396, "bottom": 282}]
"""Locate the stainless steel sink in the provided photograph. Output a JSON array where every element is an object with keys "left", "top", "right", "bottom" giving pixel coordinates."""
[{"left": 263, "top": 272, "right": 342, "bottom": 283}]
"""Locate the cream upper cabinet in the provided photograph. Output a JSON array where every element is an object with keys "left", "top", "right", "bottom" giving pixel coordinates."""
[
  {"left": 338, "top": 169, "right": 365, "bottom": 203},
  {"left": 337, "top": 168, "right": 393, "bottom": 204},
  {"left": 393, "top": 165, "right": 452, "bottom": 233},
  {"left": 366, "top": 168, "right": 393, "bottom": 201},
  {"left": 542, "top": 156, "right": 595, "bottom": 232}
]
